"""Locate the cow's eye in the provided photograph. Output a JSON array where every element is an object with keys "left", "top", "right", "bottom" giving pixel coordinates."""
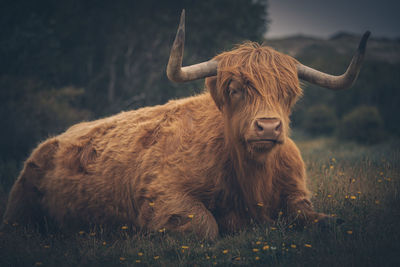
[
  {"left": 230, "top": 89, "right": 239, "bottom": 96},
  {"left": 229, "top": 88, "right": 244, "bottom": 99}
]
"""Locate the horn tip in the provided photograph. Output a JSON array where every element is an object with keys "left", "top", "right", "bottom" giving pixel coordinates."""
[
  {"left": 358, "top": 31, "right": 371, "bottom": 53},
  {"left": 179, "top": 9, "right": 185, "bottom": 27},
  {"left": 172, "top": 9, "right": 185, "bottom": 47}
]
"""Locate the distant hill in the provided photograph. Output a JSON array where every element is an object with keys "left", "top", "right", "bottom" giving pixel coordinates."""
[{"left": 265, "top": 32, "right": 400, "bottom": 64}]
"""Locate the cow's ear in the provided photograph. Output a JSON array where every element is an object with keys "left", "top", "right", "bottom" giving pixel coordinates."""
[{"left": 206, "top": 76, "right": 224, "bottom": 111}]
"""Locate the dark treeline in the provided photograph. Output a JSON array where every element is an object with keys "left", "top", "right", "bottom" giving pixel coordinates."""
[{"left": 0, "top": 0, "right": 268, "bottom": 175}]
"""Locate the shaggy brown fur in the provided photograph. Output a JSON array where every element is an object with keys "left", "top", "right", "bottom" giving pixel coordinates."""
[{"left": 3, "top": 43, "right": 330, "bottom": 240}]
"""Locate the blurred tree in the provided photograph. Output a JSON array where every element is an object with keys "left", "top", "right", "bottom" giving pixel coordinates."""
[
  {"left": 0, "top": 0, "right": 269, "bottom": 113},
  {"left": 337, "top": 106, "right": 385, "bottom": 144},
  {"left": 303, "top": 105, "right": 337, "bottom": 135}
]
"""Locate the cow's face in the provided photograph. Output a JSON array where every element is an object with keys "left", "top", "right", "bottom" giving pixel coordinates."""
[{"left": 206, "top": 43, "right": 302, "bottom": 161}]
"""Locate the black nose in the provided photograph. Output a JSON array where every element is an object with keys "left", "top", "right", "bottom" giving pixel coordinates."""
[{"left": 254, "top": 118, "right": 282, "bottom": 140}]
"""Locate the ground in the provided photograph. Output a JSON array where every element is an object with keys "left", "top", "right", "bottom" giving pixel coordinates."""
[{"left": 1, "top": 133, "right": 399, "bottom": 266}]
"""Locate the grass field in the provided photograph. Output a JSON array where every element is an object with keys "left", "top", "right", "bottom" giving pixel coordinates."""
[{"left": 1, "top": 135, "right": 399, "bottom": 266}]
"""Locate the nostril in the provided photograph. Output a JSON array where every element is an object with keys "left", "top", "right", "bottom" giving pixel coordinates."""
[
  {"left": 255, "top": 121, "right": 264, "bottom": 132},
  {"left": 275, "top": 121, "right": 282, "bottom": 133}
]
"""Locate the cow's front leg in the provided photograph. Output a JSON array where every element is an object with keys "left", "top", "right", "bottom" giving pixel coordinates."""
[
  {"left": 286, "top": 195, "right": 328, "bottom": 225},
  {"left": 285, "top": 194, "right": 342, "bottom": 228},
  {"left": 276, "top": 140, "right": 342, "bottom": 228}
]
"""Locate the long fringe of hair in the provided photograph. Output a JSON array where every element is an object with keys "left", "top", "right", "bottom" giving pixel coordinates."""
[{"left": 212, "top": 42, "right": 304, "bottom": 218}]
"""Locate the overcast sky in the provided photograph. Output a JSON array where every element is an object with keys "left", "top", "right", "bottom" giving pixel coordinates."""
[{"left": 266, "top": 0, "right": 400, "bottom": 39}]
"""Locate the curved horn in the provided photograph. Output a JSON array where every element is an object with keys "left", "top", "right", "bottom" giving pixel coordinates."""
[
  {"left": 297, "top": 31, "right": 371, "bottom": 90},
  {"left": 167, "top": 10, "right": 218, "bottom": 83}
]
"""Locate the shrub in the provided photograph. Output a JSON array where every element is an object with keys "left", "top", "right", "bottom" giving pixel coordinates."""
[
  {"left": 302, "top": 105, "right": 337, "bottom": 135},
  {"left": 338, "top": 106, "right": 385, "bottom": 144}
]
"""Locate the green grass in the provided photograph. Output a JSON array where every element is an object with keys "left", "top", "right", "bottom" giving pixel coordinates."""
[{"left": 1, "top": 135, "right": 400, "bottom": 266}]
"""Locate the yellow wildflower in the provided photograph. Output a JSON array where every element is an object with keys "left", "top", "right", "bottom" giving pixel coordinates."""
[
  {"left": 347, "top": 230, "right": 353, "bottom": 235},
  {"left": 253, "top": 248, "right": 259, "bottom": 252},
  {"left": 378, "top": 179, "right": 382, "bottom": 183},
  {"left": 350, "top": 196, "right": 356, "bottom": 200},
  {"left": 235, "top": 257, "right": 241, "bottom": 261},
  {"left": 138, "top": 252, "right": 143, "bottom": 256},
  {"left": 314, "top": 219, "right": 319, "bottom": 223},
  {"left": 158, "top": 228, "right": 165, "bottom": 233},
  {"left": 304, "top": 244, "right": 312, "bottom": 248},
  {"left": 149, "top": 202, "right": 155, "bottom": 206},
  {"left": 78, "top": 231, "right": 85, "bottom": 235},
  {"left": 206, "top": 255, "right": 210, "bottom": 260},
  {"left": 135, "top": 260, "right": 141, "bottom": 263},
  {"left": 182, "top": 246, "right": 189, "bottom": 249},
  {"left": 345, "top": 195, "right": 349, "bottom": 199},
  {"left": 278, "top": 211, "right": 284, "bottom": 215},
  {"left": 222, "top": 249, "right": 228, "bottom": 254},
  {"left": 257, "top": 202, "right": 264, "bottom": 207},
  {"left": 119, "top": 257, "right": 126, "bottom": 261},
  {"left": 121, "top": 226, "right": 128, "bottom": 230},
  {"left": 270, "top": 227, "right": 277, "bottom": 230},
  {"left": 330, "top": 165, "right": 334, "bottom": 169},
  {"left": 327, "top": 194, "right": 332, "bottom": 198},
  {"left": 102, "top": 241, "right": 107, "bottom": 246},
  {"left": 188, "top": 214, "right": 194, "bottom": 218},
  {"left": 255, "top": 256, "right": 260, "bottom": 260},
  {"left": 290, "top": 244, "right": 296, "bottom": 248},
  {"left": 154, "top": 256, "right": 160, "bottom": 260},
  {"left": 263, "top": 245, "right": 270, "bottom": 250}
]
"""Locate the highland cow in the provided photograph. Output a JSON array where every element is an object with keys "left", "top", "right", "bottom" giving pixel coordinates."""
[{"left": 3, "top": 11, "right": 370, "bottom": 240}]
